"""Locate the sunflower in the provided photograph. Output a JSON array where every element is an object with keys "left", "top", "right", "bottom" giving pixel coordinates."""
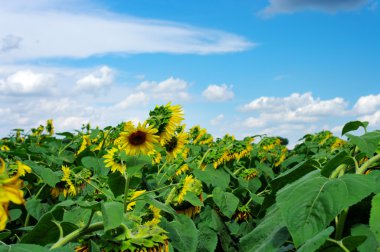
[
  {"left": 117, "top": 122, "right": 159, "bottom": 156},
  {"left": 61, "top": 165, "right": 77, "bottom": 197},
  {"left": 164, "top": 131, "right": 188, "bottom": 161},
  {"left": 147, "top": 103, "right": 184, "bottom": 144},
  {"left": 76, "top": 135, "right": 91, "bottom": 155},
  {"left": 46, "top": 119, "right": 54, "bottom": 135},
  {"left": 16, "top": 161, "right": 32, "bottom": 177},
  {"left": 103, "top": 147, "right": 124, "bottom": 173},
  {"left": 126, "top": 190, "right": 146, "bottom": 210},
  {"left": 0, "top": 158, "right": 25, "bottom": 231}
]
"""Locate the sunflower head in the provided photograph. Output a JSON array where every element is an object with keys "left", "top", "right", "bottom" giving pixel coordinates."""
[
  {"left": 164, "top": 131, "right": 188, "bottom": 161},
  {"left": 147, "top": 103, "right": 184, "bottom": 144},
  {"left": 103, "top": 147, "right": 124, "bottom": 173},
  {"left": 116, "top": 122, "right": 159, "bottom": 156},
  {"left": 46, "top": 119, "right": 54, "bottom": 135}
]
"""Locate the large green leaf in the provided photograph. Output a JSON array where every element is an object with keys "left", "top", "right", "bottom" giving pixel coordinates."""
[
  {"left": 192, "top": 164, "right": 230, "bottom": 189},
  {"left": 370, "top": 193, "right": 380, "bottom": 243},
  {"left": 82, "top": 156, "right": 109, "bottom": 176},
  {"left": 212, "top": 187, "right": 239, "bottom": 218},
  {"left": 160, "top": 215, "right": 198, "bottom": 252},
  {"left": 239, "top": 205, "right": 288, "bottom": 252},
  {"left": 351, "top": 224, "right": 380, "bottom": 252},
  {"left": 196, "top": 226, "right": 218, "bottom": 252},
  {"left": 297, "top": 226, "right": 334, "bottom": 252},
  {"left": 20, "top": 212, "right": 77, "bottom": 245},
  {"left": 23, "top": 160, "right": 60, "bottom": 187},
  {"left": 346, "top": 131, "right": 380, "bottom": 157},
  {"left": 277, "top": 173, "right": 375, "bottom": 247},
  {"left": 342, "top": 121, "right": 369, "bottom": 135},
  {"left": 101, "top": 201, "right": 124, "bottom": 231},
  {"left": 25, "top": 197, "right": 52, "bottom": 220}
]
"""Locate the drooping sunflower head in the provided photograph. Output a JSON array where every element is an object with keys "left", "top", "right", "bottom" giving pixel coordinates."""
[
  {"left": 164, "top": 130, "right": 188, "bottom": 161},
  {"left": 117, "top": 122, "right": 159, "bottom": 156},
  {"left": 46, "top": 119, "right": 54, "bottom": 135},
  {"left": 147, "top": 103, "right": 184, "bottom": 144},
  {"left": 103, "top": 147, "right": 124, "bottom": 173}
]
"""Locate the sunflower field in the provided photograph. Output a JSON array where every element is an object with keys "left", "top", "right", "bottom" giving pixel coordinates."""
[{"left": 0, "top": 103, "right": 380, "bottom": 252}]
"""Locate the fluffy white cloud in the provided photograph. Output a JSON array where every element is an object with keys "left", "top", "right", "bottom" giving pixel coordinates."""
[
  {"left": 115, "top": 92, "right": 148, "bottom": 109},
  {"left": 0, "top": 69, "right": 55, "bottom": 95},
  {"left": 75, "top": 66, "right": 113, "bottom": 92},
  {"left": 0, "top": 2, "right": 253, "bottom": 62},
  {"left": 260, "top": 0, "right": 369, "bottom": 16},
  {"left": 241, "top": 92, "right": 347, "bottom": 116},
  {"left": 202, "top": 84, "right": 234, "bottom": 102},
  {"left": 210, "top": 114, "right": 224, "bottom": 126},
  {"left": 353, "top": 94, "right": 380, "bottom": 115},
  {"left": 137, "top": 77, "right": 190, "bottom": 101},
  {"left": 359, "top": 110, "right": 380, "bottom": 127}
]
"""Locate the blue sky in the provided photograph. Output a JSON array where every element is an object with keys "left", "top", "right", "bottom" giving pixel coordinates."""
[{"left": 0, "top": 0, "right": 379, "bottom": 146}]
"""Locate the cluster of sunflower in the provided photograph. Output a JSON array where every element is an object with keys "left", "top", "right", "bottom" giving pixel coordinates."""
[{"left": 255, "top": 137, "right": 288, "bottom": 168}]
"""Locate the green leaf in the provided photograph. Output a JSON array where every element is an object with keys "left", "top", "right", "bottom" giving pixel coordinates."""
[
  {"left": 212, "top": 187, "right": 239, "bottom": 218},
  {"left": 8, "top": 209, "right": 22, "bottom": 221},
  {"left": 101, "top": 201, "right": 124, "bottom": 231},
  {"left": 297, "top": 226, "right": 334, "bottom": 252},
  {"left": 20, "top": 212, "right": 77, "bottom": 245},
  {"left": 23, "top": 160, "right": 60, "bottom": 187},
  {"left": 143, "top": 195, "right": 176, "bottom": 215},
  {"left": 0, "top": 231, "right": 11, "bottom": 241},
  {"left": 370, "top": 193, "right": 380, "bottom": 243},
  {"left": 342, "top": 235, "right": 367, "bottom": 251},
  {"left": 0, "top": 244, "right": 50, "bottom": 252},
  {"left": 193, "top": 164, "right": 230, "bottom": 189},
  {"left": 82, "top": 156, "right": 109, "bottom": 176},
  {"left": 197, "top": 226, "right": 218, "bottom": 252},
  {"left": 277, "top": 173, "right": 375, "bottom": 247},
  {"left": 256, "top": 162, "right": 274, "bottom": 179},
  {"left": 63, "top": 206, "right": 92, "bottom": 227},
  {"left": 351, "top": 224, "right": 380, "bottom": 252},
  {"left": 25, "top": 197, "right": 51, "bottom": 220},
  {"left": 321, "top": 151, "right": 351, "bottom": 177},
  {"left": 239, "top": 205, "right": 288, "bottom": 252},
  {"left": 184, "top": 191, "right": 204, "bottom": 207},
  {"left": 160, "top": 214, "right": 198, "bottom": 252},
  {"left": 342, "top": 121, "right": 369, "bottom": 135},
  {"left": 346, "top": 132, "right": 380, "bottom": 157}
]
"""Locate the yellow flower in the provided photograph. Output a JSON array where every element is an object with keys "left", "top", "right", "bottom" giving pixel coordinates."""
[
  {"left": 0, "top": 145, "right": 10, "bottom": 151},
  {"left": 175, "top": 164, "right": 189, "bottom": 176},
  {"left": 145, "top": 205, "right": 162, "bottom": 225},
  {"left": 148, "top": 150, "right": 162, "bottom": 165},
  {"left": 0, "top": 158, "right": 25, "bottom": 231},
  {"left": 46, "top": 119, "right": 54, "bottom": 135},
  {"left": 103, "top": 147, "right": 124, "bottom": 173},
  {"left": 16, "top": 161, "right": 32, "bottom": 177},
  {"left": 331, "top": 138, "right": 346, "bottom": 150},
  {"left": 117, "top": 122, "right": 159, "bottom": 156},
  {"left": 178, "top": 175, "right": 194, "bottom": 204},
  {"left": 61, "top": 165, "right": 76, "bottom": 196},
  {"left": 77, "top": 135, "right": 91, "bottom": 155},
  {"left": 164, "top": 132, "right": 188, "bottom": 161},
  {"left": 0, "top": 203, "right": 9, "bottom": 231},
  {"left": 127, "top": 190, "right": 146, "bottom": 210}
]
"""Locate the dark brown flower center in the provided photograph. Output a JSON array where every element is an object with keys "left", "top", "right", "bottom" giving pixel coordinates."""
[
  {"left": 165, "top": 137, "right": 178, "bottom": 153},
  {"left": 128, "top": 131, "right": 147, "bottom": 146}
]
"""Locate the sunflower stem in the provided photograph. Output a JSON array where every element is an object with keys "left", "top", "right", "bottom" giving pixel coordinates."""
[{"left": 123, "top": 171, "right": 130, "bottom": 212}]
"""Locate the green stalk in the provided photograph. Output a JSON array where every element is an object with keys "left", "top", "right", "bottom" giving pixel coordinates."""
[
  {"left": 123, "top": 171, "right": 130, "bottom": 212},
  {"left": 357, "top": 152, "right": 380, "bottom": 175},
  {"left": 327, "top": 238, "right": 350, "bottom": 252},
  {"left": 330, "top": 164, "right": 347, "bottom": 179},
  {"left": 50, "top": 222, "right": 104, "bottom": 249},
  {"left": 335, "top": 208, "right": 348, "bottom": 240}
]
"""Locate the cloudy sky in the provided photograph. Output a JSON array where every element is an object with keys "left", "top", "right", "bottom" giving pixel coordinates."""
[{"left": 1, "top": 0, "right": 379, "bottom": 147}]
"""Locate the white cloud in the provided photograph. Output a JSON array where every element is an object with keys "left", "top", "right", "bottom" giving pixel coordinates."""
[
  {"left": 359, "top": 110, "right": 380, "bottom": 127},
  {"left": 75, "top": 66, "right": 114, "bottom": 92},
  {"left": 115, "top": 92, "right": 148, "bottom": 109},
  {"left": 202, "top": 84, "right": 234, "bottom": 102},
  {"left": 353, "top": 94, "right": 380, "bottom": 115},
  {"left": 243, "top": 117, "right": 266, "bottom": 128},
  {"left": 0, "top": 2, "right": 253, "bottom": 62},
  {"left": 137, "top": 77, "right": 191, "bottom": 101},
  {"left": 241, "top": 92, "right": 347, "bottom": 116},
  {"left": 0, "top": 69, "right": 55, "bottom": 95},
  {"left": 210, "top": 114, "right": 224, "bottom": 126},
  {"left": 260, "top": 0, "right": 369, "bottom": 16}
]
